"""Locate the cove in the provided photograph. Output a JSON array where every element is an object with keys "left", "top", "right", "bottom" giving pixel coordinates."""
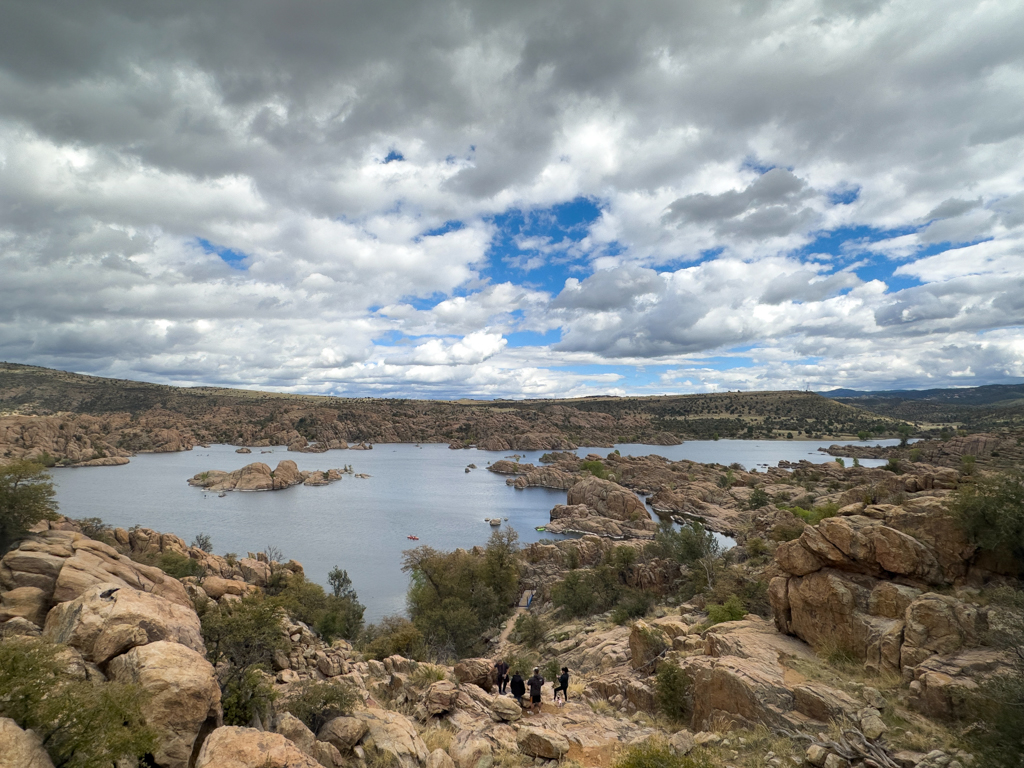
[{"left": 49, "top": 439, "right": 899, "bottom": 620}]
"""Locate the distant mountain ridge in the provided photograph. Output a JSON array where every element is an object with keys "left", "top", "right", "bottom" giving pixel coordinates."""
[{"left": 820, "top": 382, "right": 1024, "bottom": 407}]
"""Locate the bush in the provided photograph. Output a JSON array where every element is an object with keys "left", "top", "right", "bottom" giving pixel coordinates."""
[
  {"left": 579, "top": 460, "right": 609, "bottom": 480},
  {"left": 157, "top": 551, "right": 205, "bottom": 579},
  {"left": 748, "top": 488, "right": 770, "bottom": 510},
  {"left": 706, "top": 594, "right": 747, "bottom": 625},
  {"left": 610, "top": 589, "right": 654, "bottom": 625},
  {"left": 790, "top": 502, "right": 840, "bottom": 527},
  {"left": 745, "top": 537, "right": 768, "bottom": 558},
  {"left": 883, "top": 458, "right": 903, "bottom": 474},
  {"left": 403, "top": 527, "right": 520, "bottom": 657},
  {"left": 951, "top": 470, "right": 1024, "bottom": 573},
  {"left": 360, "top": 615, "right": 426, "bottom": 661},
  {"left": 513, "top": 613, "right": 547, "bottom": 648},
  {"left": 0, "top": 637, "right": 157, "bottom": 767},
  {"left": 655, "top": 661, "right": 691, "bottom": 723},
  {"left": 961, "top": 454, "right": 977, "bottom": 475},
  {"left": 192, "top": 532, "right": 214, "bottom": 552},
  {"left": 284, "top": 679, "right": 357, "bottom": 733},
  {"left": 654, "top": 520, "right": 721, "bottom": 565},
  {"left": 273, "top": 574, "right": 365, "bottom": 643},
  {"left": 0, "top": 460, "right": 58, "bottom": 552}
]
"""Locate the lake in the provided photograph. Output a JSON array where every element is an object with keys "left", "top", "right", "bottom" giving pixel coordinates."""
[{"left": 49, "top": 439, "right": 898, "bottom": 620}]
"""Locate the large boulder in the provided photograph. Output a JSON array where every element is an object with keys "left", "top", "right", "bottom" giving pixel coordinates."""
[
  {"left": 567, "top": 477, "right": 649, "bottom": 523},
  {"left": 516, "top": 727, "right": 570, "bottom": 759},
  {"left": 489, "top": 695, "right": 523, "bottom": 722},
  {"left": 43, "top": 584, "right": 204, "bottom": 664},
  {"left": 0, "top": 717, "right": 55, "bottom": 768},
  {"left": 0, "top": 531, "right": 192, "bottom": 629},
  {"left": 422, "top": 680, "right": 461, "bottom": 715},
  {"left": 194, "top": 727, "right": 321, "bottom": 768},
  {"left": 453, "top": 658, "right": 493, "bottom": 692},
  {"left": 354, "top": 708, "right": 429, "bottom": 768},
  {"left": 318, "top": 716, "right": 368, "bottom": 752},
  {"left": 450, "top": 730, "right": 493, "bottom": 768},
  {"left": 107, "top": 641, "right": 221, "bottom": 768},
  {"left": 273, "top": 713, "right": 316, "bottom": 756},
  {"left": 187, "top": 461, "right": 306, "bottom": 492}
]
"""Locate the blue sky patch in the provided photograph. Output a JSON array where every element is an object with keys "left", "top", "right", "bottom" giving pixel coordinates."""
[
  {"left": 383, "top": 149, "right": 405, "bottom": 163},
  {"left": 197, "top": 238, "right": 249, "bottom": 270}
]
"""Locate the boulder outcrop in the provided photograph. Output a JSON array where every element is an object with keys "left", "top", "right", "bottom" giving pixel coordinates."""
[
  {"left": 43, "top": 584, "right": 204, "bottom": 664},
  {"left": 0, "top": 717, "right": 55, "bottom": 768},
  {"left": 107, "top": 641, "right": 221, "bottom": 768},
  {"left": 194, "top": 727, "right": 321, "bottom": 768},
  {"left": 187, "top": 460, "right": 337, "bottom": 492}
]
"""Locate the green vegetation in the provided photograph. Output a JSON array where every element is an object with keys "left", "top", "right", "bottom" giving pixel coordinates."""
[
  {"left": 284, "top": 679, "right": 357, "bottom": 733},
  {"left": 747, "top": 488, "right": 770, "bottom": 509},
  {"left": 951, "top": 469, "right": 1024, "bottom": 572},
  {"left": 579, "top": 459, "right": 610, "bottom": 479},
  {"left": 359, "top": 615, "right": 426, "bottom": 661},
  {"left": 0, "top": 637, "right": 157, "bottom": 768},
  {"left": 706, "top": 594, "right": 747, "bottom": 625},
  {"left": 0, "top": 460, "right": 58, "bottom": 552},
  {"left": 654, "top": 661, "right": 691, "bottom": 723},
  {"left": 271, "top": 571, "right": 365, "bottom": 643},
  {"left": 192, "top": 532, "right": 213, "bottom": 552},
  {"left": 200, "top": 595, "right": 287, "bottom": 726},
  {"left": 512, "top": 613, "right": 547, "bottom": 648},
  {"left": 787, "top": 502, "right": 840, "bottom": 526},
  {"left": 402, "top": 527, "right": 520, "bottom": 658},
  {"left": 157, "top": 551, "right": 205, "bottom": 579},
  {"left": 614, "top": 738, "right": 713, "bottom": 768}
]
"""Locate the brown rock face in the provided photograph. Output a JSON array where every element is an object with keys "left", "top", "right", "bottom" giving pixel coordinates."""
[
  {"left": 353, "top": 709, "right": 429, "bottom": 768},
  {"left": 516, "top": 727, "right": 570, "bottom": 759},
  {"left": 0, "top": 717, "right": 55, "bottom": 768},
  {"left": 188, "top": 460, "right": 324, "bottom": 492},
  {"left": 43, "top": 584, "right": 204, "bottom": 664},
  {"left": 106, "top": 641, "right": 222, "bottom": 768},
  {"left": 0, "top": 530, "right": 192, "bottom": 628},
  {"left": 318, "top": 716, "right": 368, "bottom": 752},
  {"left": 453, "top": 658, "right": 494, "bottom": 692},
  {"left": 567, "top": 477, "right": 650, "bottom": 523},
  {"left": 422, "top": 680, "right": 461, "bottom": 715},
  {"left": 194, "top": 727, "right": 321, "bottom": 768}
]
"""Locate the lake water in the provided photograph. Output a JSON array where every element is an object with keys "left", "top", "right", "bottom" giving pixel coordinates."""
[{"left": 49, "top": 439, "right": 897, "bottom": 620}]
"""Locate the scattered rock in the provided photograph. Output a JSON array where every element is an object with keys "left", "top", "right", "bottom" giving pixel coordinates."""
[{"left": 194, "top": 726, "right": 321, "bottom": 768}]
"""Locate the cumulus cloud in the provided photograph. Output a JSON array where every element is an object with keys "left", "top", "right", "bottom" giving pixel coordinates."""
[{"left": 0, "top": 0, "right": 1022, "bottom": 396}]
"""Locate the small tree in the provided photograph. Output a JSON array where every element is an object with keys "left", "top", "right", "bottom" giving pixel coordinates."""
[
  {"left": 192, "top": 532, "right": 214, "bottom": 552},
  {"left": 951, "top": 470, "right": 1024, "bottom": 572},
  {"left": 655, "top": 661, "right": 691, "bottom": 723},
  {"left": 0, "top": 637, "right": 157, "bottom": 767},
  {"left": 748, "top": 488, "right": 770, "bottom": 510},
  {"left": 0, "top": 460, "right": 58, "bottom": 552},
  {"left": 898, "top": 424, "right": 914, "bottom": 447}
]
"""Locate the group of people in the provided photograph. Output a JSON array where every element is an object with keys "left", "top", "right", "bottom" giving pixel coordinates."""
[{"left": 493, "top": 659, "right": 570, "bottom": 714}]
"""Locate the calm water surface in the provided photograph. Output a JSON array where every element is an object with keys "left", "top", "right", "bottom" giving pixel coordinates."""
[{"left": 50, "top": 439, "right": 897, "bottom": 620}]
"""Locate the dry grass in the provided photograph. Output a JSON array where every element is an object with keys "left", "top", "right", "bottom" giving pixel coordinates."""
[
  {"left": 420, "top": 723, "right": 456, "bottom": 753},
  {"left": 588, "top": 699, "right": 614, "bottom": 716}
]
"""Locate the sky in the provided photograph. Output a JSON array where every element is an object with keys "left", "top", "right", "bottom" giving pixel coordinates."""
[{"left": 1, "top": 0, "right": 1023, "bottom": 399}]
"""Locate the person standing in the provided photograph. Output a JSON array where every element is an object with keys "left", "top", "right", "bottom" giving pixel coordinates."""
[
  {"left": 527, "top": 667, "right": 545, "bottom": 714},
  {"left": 494, "top": 658, "right": 509, "bottom": 694},
  {"left": 510, "top": 670, "right": 526, "bottom": 707},
  {"left": 553, "top": 666, "right": 569, "bottom": 705}
]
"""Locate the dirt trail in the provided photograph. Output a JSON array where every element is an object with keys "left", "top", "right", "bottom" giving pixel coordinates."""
[{"left": 496, "top": 607, "right": 526, "bottom": 647}]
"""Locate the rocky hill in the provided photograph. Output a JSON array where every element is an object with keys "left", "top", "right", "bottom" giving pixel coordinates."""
[{"left": 0, "top": 362, "right": 907, "bottom": 467}]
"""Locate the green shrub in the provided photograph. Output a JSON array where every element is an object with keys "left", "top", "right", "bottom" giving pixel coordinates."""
[
  {"left": 748, "top": 488, "right": 770, "bottom": 510},
  {"left": 222, "top": 665, "right": 276, "bottom": 727},
  {"left": 706, "top": 594, "right": 746, "bottom": 625},
  {"left": 790, "top": 502, "right": 840, "bottom": 527},
  {"left": 909, "top": 447, "right": 923, "bottom": 462},
  {"left": 951, "top": 470, "right": 1024, "bottom": 571},
  {"left": 0, "top": 460, "right": 58, "bottom": 552},
  {"left": 513, "top": 613, "right": 547, "bottom": 648},
  {"left": 655, "top": 661, "right": 691, "bottom": 723},
  {"left": 961, "top": 454, "right": 977, "bottom": 475},
  {"left": 745, "top": 537, "right": 768, "bottom": 558},
  {"left": 610, "top": 589, "right": 654, "bottom": 625},
  {"left": 857, "top": 430, "right": 870, "bottom": 440},
  {"left": 157, "top": 551, "right": 205, "bottom": 579},
  {"left": 0, "top": 637, "right": 157, "bottom": 767},
  {"left": 284, "top": 679, "right": 357, "bottom": 733},
  {"left": 883, "top": 458, "right": 903, "bottom": 474},
  {"left": 360, "top": 615, "right": 426, "bottom": 661},
  {"left": 410, "top": 664, "right": 448, "bottom": 687},
  {"left": 771, "top": 520, "right": 805, "bottom": 542},
  {"left": 192, "top": 532, "right": 213, "bottom": 552},
  {"left": 835, "top": 458, "right": 845, "bottom": 467},
  {"left": 579, "top": 460, "right": 609, "bottom": 480},
  {"left": 654, "top": 520, "right": 721, "bottom": 565},
  {"left": 273, "top": 574, "right": 365, "bottom": 643},
  {"left": 74, "top": 517, "right": 110, "bottom": 540}
]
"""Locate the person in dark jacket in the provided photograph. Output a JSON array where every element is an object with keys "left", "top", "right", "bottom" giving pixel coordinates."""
[
  {"left": 494, "top": 658, "right": 509, "bottom": 694},
  {"left": 510, "top": 671, "right": 526, "bottom": 706},
  {"left": 553, "top": 666, "right": 569, "bottom": 704},
  {"left": 526, "top": 667, "right": 545, "bottom": 714}
]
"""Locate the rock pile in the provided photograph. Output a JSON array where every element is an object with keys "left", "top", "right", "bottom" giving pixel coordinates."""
[{"left": 187, "top": 460, "right": 346, "bottom": 491}]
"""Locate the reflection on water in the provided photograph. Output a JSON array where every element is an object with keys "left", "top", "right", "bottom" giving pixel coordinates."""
[{"left": 49, "top": 438, "right": 899, "bottom": 620}]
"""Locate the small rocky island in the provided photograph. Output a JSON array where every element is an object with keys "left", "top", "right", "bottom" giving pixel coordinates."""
[{"left": 187, "top": 460, "right": 347, "bottom": 491}]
